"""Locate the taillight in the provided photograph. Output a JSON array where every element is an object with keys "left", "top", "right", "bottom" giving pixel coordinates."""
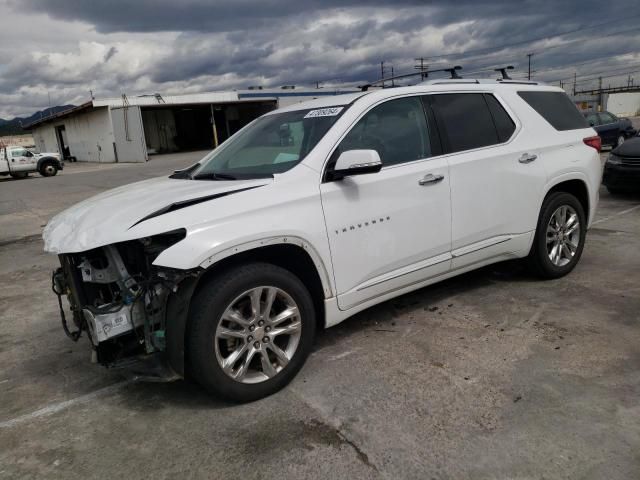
[{"left": 583, "top": 135, "right": 601, "bottom": 152}]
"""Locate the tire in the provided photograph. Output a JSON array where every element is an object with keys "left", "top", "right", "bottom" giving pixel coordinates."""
[
  {"left": 39, "top": 161, "right": 58, "bottom": 177},
  {"left": 10, "top": 172, "right": 28, "bottom": 179},
  {"left": 527, "top": 192, "right": 587, "bottom": 279},
  {"left": 188, "top": 262, "right": 316, "bottom": 402}
]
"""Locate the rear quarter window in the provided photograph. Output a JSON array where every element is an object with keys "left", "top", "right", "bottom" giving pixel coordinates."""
[
  {"left": 484, "top": 94, "right": 516, "bottom": 142},
  {"left": 518, "top": 91, "right": 589, "bottom": 131}
]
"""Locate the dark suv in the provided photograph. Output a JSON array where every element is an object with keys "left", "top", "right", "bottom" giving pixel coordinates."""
[{"left": 583, "top": 111, "right": 637, "bottom": 148}]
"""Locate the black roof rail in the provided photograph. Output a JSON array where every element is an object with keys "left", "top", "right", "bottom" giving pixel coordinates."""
[
  {"left": 359, "top": 65, "right": 463, "bottom": 91},
  {"left": 426, "top": 79, "right": 480, "bottom": 85},
  {"left": 496, "top": 79, "right": 540, "bottom": 85}
]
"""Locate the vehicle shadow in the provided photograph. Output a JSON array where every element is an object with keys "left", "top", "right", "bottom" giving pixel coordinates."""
[
  {"left": 606, "top": 191, "right": 640, "bottom": 201},
  {"left": 0, "top": 175, "right": 36, "bottom": 183},
  {"left": 118, "top": 259, "right": 535, "bottom": 408},
  {"left": 314, "top": 258, "right": 533, "bottom": 350}
]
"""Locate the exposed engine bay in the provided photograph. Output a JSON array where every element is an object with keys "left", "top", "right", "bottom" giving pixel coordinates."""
[{"left": 51, "top": 230, "right": 197, "bottom": 376}]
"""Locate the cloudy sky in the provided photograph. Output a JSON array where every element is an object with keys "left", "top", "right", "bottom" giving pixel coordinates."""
[{"left": 0, "top": 0, "right": 639, "bottom": 118}]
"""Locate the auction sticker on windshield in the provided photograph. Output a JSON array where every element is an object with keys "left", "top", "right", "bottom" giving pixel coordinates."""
[{"left": 304, "top": 107, "right": 344, "bottom": 118}]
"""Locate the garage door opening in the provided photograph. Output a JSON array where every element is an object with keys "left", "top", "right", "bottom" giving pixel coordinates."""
[{"left": 141, "top": 101, "right": 276, "bottom": 156}]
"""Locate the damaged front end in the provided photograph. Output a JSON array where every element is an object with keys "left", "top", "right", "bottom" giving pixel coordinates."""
[{"left": 51, "top": 229, "right": 199, "bottom": 380}]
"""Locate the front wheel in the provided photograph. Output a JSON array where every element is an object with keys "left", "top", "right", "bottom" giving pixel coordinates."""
[
  {"left": 188, "top": 263, "right": 316, "bottom": 402},
  {"left": 39, "top": 162, "right": 58, "bottom": 177},
  {"left": 527, "top": 192, "right": 586, "bottom": 279}
]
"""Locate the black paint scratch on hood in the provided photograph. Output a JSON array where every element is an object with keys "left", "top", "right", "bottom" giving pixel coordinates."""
[{"left": 129, "top": 185, "right": 264, "bottom": 229}]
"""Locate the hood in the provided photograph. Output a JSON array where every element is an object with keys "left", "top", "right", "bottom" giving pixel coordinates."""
[
  {"left": 43, "top": 176, "right": 271, "bottom": 253},
  {"left": 612, "top": 136, "right": 640, "bottom": 157},
  {"left": 34, "top": 152, "right": 60, "bottom": 158}
]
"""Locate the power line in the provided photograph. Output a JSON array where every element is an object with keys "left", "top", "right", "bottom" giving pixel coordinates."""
[{"left": 555, "top": 63, "right": 640, "bottom": 85}]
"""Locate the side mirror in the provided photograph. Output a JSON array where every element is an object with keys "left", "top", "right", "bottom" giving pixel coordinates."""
[
  {"left": 25, "top": 151, "right": 33, "bottom": 157},
  {"left": 589, "top": 120, "right": 595, "bottom": 127},
  {"left": 332, "top": 149, "right": 382, "bottom": 180}
]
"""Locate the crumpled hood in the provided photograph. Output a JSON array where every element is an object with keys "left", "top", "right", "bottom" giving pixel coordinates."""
[
  {"left": 34, "top": 152, "right": 61, "bottom": 158},
  {"left": 43, "top": 175, "right": 270, "bottom": 253}
]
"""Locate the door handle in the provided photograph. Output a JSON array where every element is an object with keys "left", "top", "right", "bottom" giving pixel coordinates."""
[
  {"left": 518, "top": 153, "right": 537, "bottom": 164},
  {"left": 418, "top": 173, "right": 444, "bottom": 186}
]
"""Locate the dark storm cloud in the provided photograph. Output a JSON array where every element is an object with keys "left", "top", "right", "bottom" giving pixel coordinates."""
[
  {"left": 12, "top": 0, "right": 633, "bottom": 34},
  {"left": 1, "top": 0, "right": 639, "bottom": 117}
]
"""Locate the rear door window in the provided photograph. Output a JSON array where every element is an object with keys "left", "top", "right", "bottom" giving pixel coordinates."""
[
  {"left": 517, "top": 91, "right": 589, "bottom": 131},
  {"left": 429, "top": 93, "right": 499, "bottom": 153}
]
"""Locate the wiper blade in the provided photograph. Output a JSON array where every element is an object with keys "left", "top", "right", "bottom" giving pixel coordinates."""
[
  {"left": 192, "top": 172, "right": 238, "bottom": 181},
  {"left": 169, "top": 163, "right": 201, "bottom": 179}
]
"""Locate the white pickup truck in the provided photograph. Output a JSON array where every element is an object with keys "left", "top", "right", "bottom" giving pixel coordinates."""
[{"left": 0, "top": 145, "right": 64, "bottom": 179}]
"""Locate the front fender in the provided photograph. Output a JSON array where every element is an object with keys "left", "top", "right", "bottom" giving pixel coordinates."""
[{"left": 155, "top": 233, "right": 334, "bottom": 298}]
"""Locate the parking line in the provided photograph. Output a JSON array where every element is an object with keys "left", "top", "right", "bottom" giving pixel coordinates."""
[
  {"left": 0, "top": 380, "right": 133, "bottom": 429},
  {"left": 592, "top": 204, "right": 640, "bottom": 226}
]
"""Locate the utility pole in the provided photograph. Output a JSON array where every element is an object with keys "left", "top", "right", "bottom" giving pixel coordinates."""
[
  {"left": 380, "top": 61, "right": 385, "bottom": 88},
  {"left": 414, "top": 57, "right": 429, "bottom": 80},
  {"left": 527, "top": 53, "right": 534, "bottom": 80},
  {"left": 598, "top": 76, "right": 603, "bottom": 111},
  {"left": 391, "top": 66, "right": 395, "bottom": 87},
  {"left": 573, "top": 72, "right": 577, "bottom": 96}
]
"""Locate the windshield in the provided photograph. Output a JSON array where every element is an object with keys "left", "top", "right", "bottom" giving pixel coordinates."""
[{"left": 192, "top": 106, "right": 346, "bottom": 179}]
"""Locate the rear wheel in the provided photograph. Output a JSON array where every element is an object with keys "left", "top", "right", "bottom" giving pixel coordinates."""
[
  {"left": 188, "top": 263, "right": 316, "bottom": 402},
  {"left": 527, "top": 192, "right": 586, "bottom": 279}
]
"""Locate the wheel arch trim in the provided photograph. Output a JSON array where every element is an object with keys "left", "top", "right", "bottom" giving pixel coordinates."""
[
  {"left": 541, "top": 173, "right": 593, "bottom": 225},
  {"left": 36, "top": 156, "right": 61, "bottom": 170},
  {"left": 198, "top": 235, "right": 334, "bottom": 298}
]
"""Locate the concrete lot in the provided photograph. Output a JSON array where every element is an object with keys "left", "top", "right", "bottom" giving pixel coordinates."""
[{"left": 1, "top": 152, "right": 639, "bottom": 479}]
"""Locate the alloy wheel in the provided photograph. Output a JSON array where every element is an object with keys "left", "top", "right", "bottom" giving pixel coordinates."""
[
  {"left": 546, "top": 205, "right": 580, "bottom": 267},
  {"left": 214, "top": 286, "right": 302, "bottom": 384}
]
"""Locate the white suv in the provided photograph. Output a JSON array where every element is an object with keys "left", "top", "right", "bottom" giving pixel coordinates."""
[{"left": 44, "top": 80, "right": 602, "bottom": 402}]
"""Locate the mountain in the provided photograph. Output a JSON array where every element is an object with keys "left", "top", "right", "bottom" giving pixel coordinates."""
[{"left": 0, "top": 105, "right": 75, "bottom": 136}]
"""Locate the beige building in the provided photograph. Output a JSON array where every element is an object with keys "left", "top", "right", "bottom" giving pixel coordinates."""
[
  {"left": 0, "top": 134, "right": 35, "bottom": 149},
  {"left": 25, "top": 88, "right": 357, "bottom": 163}
]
